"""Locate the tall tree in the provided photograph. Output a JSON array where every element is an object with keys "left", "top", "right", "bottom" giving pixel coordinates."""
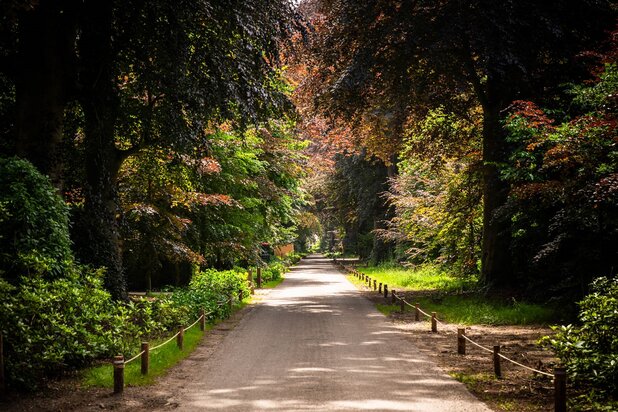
[
  {"left": 1, "top": 0, "right": 295, "bottom": 298},
  {"left": 302, "top": 0, "right": 615, "bottom": 287}
]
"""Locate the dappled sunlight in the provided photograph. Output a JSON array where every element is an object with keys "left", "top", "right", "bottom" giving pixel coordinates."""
[{"left": 172, "top": 256, "right": 491, "bottom": 411}]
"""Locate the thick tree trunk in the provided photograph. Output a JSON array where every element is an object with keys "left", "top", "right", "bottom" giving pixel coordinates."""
[
  {"left": 15, "top": 0, "right": 78, "bottom": 188},
  {"left": 480, "top": 99, "right": 513, "bottom": 288},
  {"left": 78, "top": 0, "right": 127, "bottom": 300}
]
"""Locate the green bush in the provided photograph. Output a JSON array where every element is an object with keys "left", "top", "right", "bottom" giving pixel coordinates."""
[
  {"left": 543, "top": 277, "right": 618, "bottom": 409},
  {"left": 0, "top": 265, "right": 125, "bottom": 390},
  {"left": 172, "top": 268, "right": 250, "bottom": 320},
  {"left": 0, "top": 157, "right": 72, "bottom": 281}
]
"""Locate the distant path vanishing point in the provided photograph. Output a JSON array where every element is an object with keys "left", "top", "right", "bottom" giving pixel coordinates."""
[{"left": 162, "top": 254, "right": 493, "bottom": 412}]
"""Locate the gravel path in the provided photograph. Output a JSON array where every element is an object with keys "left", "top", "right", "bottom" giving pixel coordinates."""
[{"left": 163, "top": 255, "right": 492, "bottom": 412}]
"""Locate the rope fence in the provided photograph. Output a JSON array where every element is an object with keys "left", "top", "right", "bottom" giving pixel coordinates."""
[
  {"left": 333, "top": 258, "right": 566, "bottom": 412},
  {"left": 112, "top": 289, "right": 245, "bottom": 394}
]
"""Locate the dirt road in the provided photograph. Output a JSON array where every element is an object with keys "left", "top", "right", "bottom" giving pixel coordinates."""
[{"left": 160, "top": 255, "right": 492, "bottom": 411}]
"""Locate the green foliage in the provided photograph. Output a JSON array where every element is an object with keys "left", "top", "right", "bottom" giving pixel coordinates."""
[
  {"left": 543, "top": 277, "right": 618, "bottom": 409},
  {"left": 501, "top": 62, "right": 618, "bottom": 299},
  {"left": 0, "top": 157, "right": 72, "bottom": 280},
  {"left": 83, "top": 322, "right": 205, "bottom": 388},
  {"left": 171, "top": 268, "right": 250, "bottom": 320},
  {"left": 0, "top": 265, "right": 121, "bottom": 389}
]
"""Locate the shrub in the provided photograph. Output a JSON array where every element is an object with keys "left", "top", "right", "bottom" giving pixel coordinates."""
[
  {"left": 0, "top": 265, "right": 126, "bottom": 390},
  {"left": 171, "top": 268, "right": 250, "bottom": 320},
  {"left": 543, "top": 276, "right": 618, "bottom": 409},
  {"left": 0, "top": 157, "right": 72, "bottom": 281}
]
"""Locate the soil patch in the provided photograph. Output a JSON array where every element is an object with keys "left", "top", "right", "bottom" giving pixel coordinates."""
[{"left": 360, "top": 286, "right": 558, "bottom": 412}]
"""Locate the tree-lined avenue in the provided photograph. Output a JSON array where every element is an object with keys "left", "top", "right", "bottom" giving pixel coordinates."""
[{"left": 163, "top": 255, "right": 491, "bottom": 411}]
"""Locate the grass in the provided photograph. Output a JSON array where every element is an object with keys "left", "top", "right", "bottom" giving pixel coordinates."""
[
  {"left": 356, "top": 264, "right": 558, "bottom": 325},
  {"left": 375, "top": 295, "right": 556, "bottom": 325},
  {"left": 83, "top": 322, "right": 207, "bottom": 387},
  {"left": 448, "top": 371, "right": 495, "bottom": 389},
  {"left": 359, "top": 264, "right": 474, "bottom": 292},
  {"left": 415, "top": 295, "right": 556, "bottom": 325},
  {"left": 261, "top": 277, "right": 284, "bottom": 289}
]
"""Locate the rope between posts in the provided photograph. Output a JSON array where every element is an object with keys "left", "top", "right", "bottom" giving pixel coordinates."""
[
  {"left": 370, "top": 276, "right": 554, "bottom": 378},
  {"left": 498, "top": 353, "right": 553, "bottom": 377},
  {"left": 184, "top": 313, "right": 206, "bottom": 332},
  {"left": 150, "top": 331, "right": 181, "bottom": 352},
  {"left": 124, "top": 350, "right": 145, "bottom": 365},
  {"left": 462, "top": 334, "right": 494, "bottom": 354}
]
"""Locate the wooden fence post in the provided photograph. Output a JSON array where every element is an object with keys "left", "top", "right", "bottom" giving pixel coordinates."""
[
  {"left": 378, "top": 283, "right": 382, "bottom": 293},
  {"left": 391, "top": 290, "right": 397, "bottom": 305},
  {"left": 256, "top": 267, "right": 262, "bottom": 289},
  {"left": 383, "top": 285, "right": 388, "bottom": 300},
  {"left": 113, "top": 355, "right": 124, "bottom": 394},
  {"left": 493, "top": 345, "right": 502, "bottom": 378},
  {"left": 415, "top": 303, "right": 420, "bottom": 321},
  {"left": 248, "top": 270, "right": 254, "bottom": 294},
  {"left": 431, "top": 312, "right": 437, "bottom": 333},
  {"left": 554, "top": 367, "right": 566, "bottom": 412},
  {"left": 200, "top": 308, "right": 205, "bottom": 331},
  {"left": 177, "top": 326, "right": 184, "bottom": 350},
  {"left": 141, "top": 342, "right": 149, "bottom": 375},
  {"left": 373, "top": 280, "right": 377, "bottom": 291},
  {"left": 457, "top": 328, "right": 466, "bottom": 355},
  {"left": 0, "top": 333, "right": 5, "bottom": 394}
]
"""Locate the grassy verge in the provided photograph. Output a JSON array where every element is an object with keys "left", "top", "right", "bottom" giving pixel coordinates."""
[
  {"left": 357, "top": 265, "right": 558, "bottom": 325},
  {"left": 359, "top": 264, "right": 474, "bottom": 291},
  {"left": 83, "top": 323, "right": 206, "bottom": 387},
  {"left": 82, "top": 301, "right": 249, "bottom": 388},
  {"left": 261, "top": 277, "right": 284, "bottom": 289},
  {"left": 377, "top": 295, "right": 556, "bottom": 325}
]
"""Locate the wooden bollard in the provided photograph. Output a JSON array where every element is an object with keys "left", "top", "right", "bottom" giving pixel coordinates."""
[
  {"left": 373, "top": 280, "right": 377, "bottom": 291},
  {"left": 256, "top": 267, "right": 262, "bottom": 289},
  {"left": 493, "top": 345, "right": 501, "bottom": 378},
  {"left": 457, "top": 328, "right": 466, "bottom": 355},
  {"left": 415, "top": 303, "right": 420, "bottom": 321},
  {"left": 200, "top": 308, "right": 206, "bottom": 331},
  {"left": 391, "top": 290, "right": 397, "bottom": 305},
  {"left": 141, "top": 342, "right": 149, "bottom": 375},
  {"left": 113, "top": 355, "right": 124, "bottom": 394},
  {"left": 383, "top": 285, "right": 388, "bottom": 299},
  {"left": 177, "top": 326, "right": 184, "bottom": 350},
  {"left": 554, "top": 367, "right": 566, "bottom": 412},
  {"left": 431, "top": 312, "right": 437, "bottom": 332},
  {"left": 0, "top": 333, "right": 5, "bottom": 394},
  {"left": 378, "top": 283, "right": 382, "bottom": 293},
  {"left": 248, "top": 270, "right": 255, "bottom": 294}
]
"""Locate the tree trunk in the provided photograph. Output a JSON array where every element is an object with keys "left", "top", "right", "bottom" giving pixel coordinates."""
[
  {"left": 78, "top": 0, "right": 127, "bottom": 300},
  {"left": 480, "top": 95, "right": 513, "bottom": 288},
  {"left": 15, "top": 0, "right": 78, "bottom": 188}
]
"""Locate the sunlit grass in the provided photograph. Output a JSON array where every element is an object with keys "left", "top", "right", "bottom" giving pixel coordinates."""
[
  {"left": 359, "top": 264, "right": 475, "bottom": 292},
  {"left": 375, "top": 296, "right": 556, "bottom": 325},
  {"left": 82, "top": 323, "right": 206, "bottom": 387},
  {"left": 415, "top": 295, "right": 556, "bottom": 325},
  {"left": 356, "top": 264, "right": 556, "bottom": 325}
]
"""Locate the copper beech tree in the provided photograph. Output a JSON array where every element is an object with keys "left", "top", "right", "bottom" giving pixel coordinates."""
[{"left": 296, "top": 0, "right": 615, "bottom": 288}]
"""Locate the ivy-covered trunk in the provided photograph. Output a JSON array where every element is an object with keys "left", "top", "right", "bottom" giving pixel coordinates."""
[
  {"left": 78, "top": 0, "right": 127, "bottom": 300},
  {"left": 480, "top": 78, "right": 513, "bottom": 288}
]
